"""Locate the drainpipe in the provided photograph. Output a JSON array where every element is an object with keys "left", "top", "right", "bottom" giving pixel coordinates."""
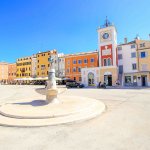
[{"left": 136, "top": 40, "right": 140, "bottom": 72}]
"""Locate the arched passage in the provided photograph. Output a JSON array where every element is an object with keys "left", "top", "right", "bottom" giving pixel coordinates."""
[{"left": 88, "top": 72, "right": 94, "bottom": 86}]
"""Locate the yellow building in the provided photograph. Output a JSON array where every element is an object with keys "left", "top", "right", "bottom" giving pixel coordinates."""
[
  {"left": 36, "top": 49, "right": 57, "bottom": 77},
  {"left": 16, "top": 56, "right": 32, "bottom": 78},
  {"left": 136, "top": 39, "right": 150, "bottom": 86}
]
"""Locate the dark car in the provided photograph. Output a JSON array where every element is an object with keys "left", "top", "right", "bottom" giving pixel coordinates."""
[
  {"left": 66, "top": 81, "right": 84, "bottom": 88},
  {"left": 33, "top": 80, "right": 46, "bottom": 85}
]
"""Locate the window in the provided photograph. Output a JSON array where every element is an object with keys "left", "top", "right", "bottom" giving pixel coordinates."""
[
  {"left": 140, "top": 43, "right": 145, "bottom": 48},
  {"left": 118, "top": 47, "right": 122, "bottom": 50},
  {"left": 119, "top": 65, "right": 123, "bottom": 74},
  {"left": 125, "top": 76, "right": 131, "bottom": 83},
  {"left": 104, "top": 59, "right": 107, "bottom": 66},
  {"left": 48, "top": 58, "right": 50, "bottom": 61},
  {"left": 74, "top": 77, "right": 76, "bottom": 81},
  {"left": 132, "top": 63, "right": 137, "bottom": 70},
  {"left": 118, "top": 54, "right": 123, "bottom": 60},
  {"left": 73, "top": 67, "right": 76, "bottom": 72},
  {"left": 90, "top": 58, "right": 94, "bottom": 63},
  {"left": 66, "top": 69, "right": 69, "bottom": 73},
  {"left": 107, "top": 58, "right": 112, "bottom": 66},
  {"left": 140, "top": 52, "right": 146, "bottom": 58},
  {"left": 78, "top": 60, "right": 82, "bottom": 64},
  {"left": 73, "top": 60, "right": 77, "bottom": 64},
  {"left": 84, "top": 59, "right": 88, "bottom": 63},
  {"left": 131, "top": 52, "right": 136, "bottom": 58},
  {"left": 79, "top": 77, "right": 82, "bottom": 81},
  {"left": 38, "top": 60, "right": 39, "bottom": 63},
  {"left": 41, "top": 65, "right": 45, "bottom": 70},
  {"left": 78, "top": 67, "right": 81, "bottom": 72},
  {"left": 131, "top": 44, "right": 135, "bottom": 49}
]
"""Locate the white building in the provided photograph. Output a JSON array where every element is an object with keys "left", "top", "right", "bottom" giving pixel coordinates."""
[
  {"left": 31, "top": 54, "right": 37, "bottom": 78},
  {"left": 81, "top": 67, "right": 100, "bottom": 87},
  {"left": 118, "top": 38, "right": 150, "bottom": 87},
  {"left": 58, "top": 53, "right": 65, "bottom": 78},
  {"left": 118, "top": 41, "right": 138, "bottom": 86}
]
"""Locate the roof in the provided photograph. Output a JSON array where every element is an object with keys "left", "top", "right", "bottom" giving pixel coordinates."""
[
  {"left": 118, "top": 40, "right": 136, "bottom": 46},
  {"left": 37, "top": 49, "right": 57, "bottom": 54},
  {"left": 64, "top": 50, "right": 98, "bottom": 57}
]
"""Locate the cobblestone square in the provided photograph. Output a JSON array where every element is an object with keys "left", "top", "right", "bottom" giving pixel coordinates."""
[{"left": 0, "top": 85, "right": 150, "bottom": 150}]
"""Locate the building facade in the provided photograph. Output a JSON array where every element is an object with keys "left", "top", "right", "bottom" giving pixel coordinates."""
[
  {"left": 31, "top": 54, "right": 37, "bottom": 78},
  {"left": 8, "top": 63, "right": 16, "bottom": 83},
  {"left": 58, "top": 53, "right": 65, "bottom": 78},
  {"left": 118, "top": 41, "right": 138, "bottom": 86},
  {"left": 117, "top": 39, "right": 150, "bottom": 87},
  {"left": 0, "top": 62, "right": 8, "bottom": 84},
  {"left": 16, "top": 56, "right": 32, "bottom": 78},
  {"left": 136, "top": 40, "right": 150, "bottom": 86},
  {"left": 65, "top": 51, "right": 99, "bottom": 82},
  {"left": 82, "top": 20, "right": 118, "bottom": 87},
  {"left": 36, "top": 49, "right": 58, "bottom": 78},
  {"left": 98, "top": 21, "right": 118, "bottom": 86},
  {"left": 81, "top": 67, "right": 100, "bottom": 86}
]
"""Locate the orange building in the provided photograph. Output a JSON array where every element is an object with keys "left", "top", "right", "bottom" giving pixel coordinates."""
[
  {"left": 8, "top": 63, "right": 16, "bottom": 83},
  {"left": 0, "top": 62, "right": 8, "bottom": 84},
  {"left": 65, "top": 51, "right": 98, "bottom": 82}
]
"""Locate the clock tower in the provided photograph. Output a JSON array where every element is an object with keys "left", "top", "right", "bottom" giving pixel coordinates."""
[{"left": 97, "top": 17, "right": 118, "bottom": 86}]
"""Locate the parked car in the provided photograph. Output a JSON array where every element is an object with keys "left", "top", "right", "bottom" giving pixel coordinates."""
[
  {"left": 32, "top": 80, "right": 46, "bottom": 85},
  {"left": 66, "top": 81, "right": 84, "bottom": 88}
]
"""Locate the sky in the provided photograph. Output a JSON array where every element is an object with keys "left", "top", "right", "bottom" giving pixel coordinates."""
[{"left": 0, "top": 0, "right": 150, "bottom": 63}]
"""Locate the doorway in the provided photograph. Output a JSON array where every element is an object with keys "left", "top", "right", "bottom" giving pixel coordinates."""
[
  {"left": 141, "top": 76, "right": 147, "bottom": 86},
  {"left": 104, "top": 75, "right": 112, "bottom": 86},
  {"left": 88, "top": 72, "right": 94, "bottom": 86}
]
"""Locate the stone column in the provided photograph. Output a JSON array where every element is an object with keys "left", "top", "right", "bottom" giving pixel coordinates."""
[{"left": 46, "top": 69, "right": 59, "bottom": 104}]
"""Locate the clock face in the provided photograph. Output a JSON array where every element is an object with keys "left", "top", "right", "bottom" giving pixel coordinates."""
[{"left": 102, "top": 33, "right": 109, "bottom": 39}]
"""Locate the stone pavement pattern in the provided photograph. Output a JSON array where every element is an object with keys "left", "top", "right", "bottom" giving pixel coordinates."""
[{"left": 0, "top": 85, "right": 150, "bottom": 150}]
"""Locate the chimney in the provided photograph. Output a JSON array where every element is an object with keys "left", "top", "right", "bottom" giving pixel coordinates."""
[{"left": 124, "top": 38, "right": 127, "bottom": 44}]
